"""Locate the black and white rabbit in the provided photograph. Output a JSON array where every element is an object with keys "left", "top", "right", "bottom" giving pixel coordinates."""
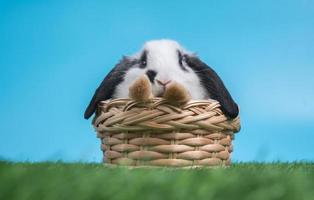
[{"left": 84, "top": 39, "right": 239, "bottom": 119}]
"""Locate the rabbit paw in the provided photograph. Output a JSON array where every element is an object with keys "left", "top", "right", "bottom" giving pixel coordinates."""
[
  {"left": 163, "top": 82, "right": 191, "bottom": 106},
  {"left": 128, "top": 75, "right": 152, "bottom": 101}
]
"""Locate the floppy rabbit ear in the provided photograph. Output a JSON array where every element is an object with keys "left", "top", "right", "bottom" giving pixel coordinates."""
[
  {"left": 84, "top": 57, "right": 137, "bottom": 119},
  {"left": 185, "top": 55, "right": 239, "bottom": 118}
]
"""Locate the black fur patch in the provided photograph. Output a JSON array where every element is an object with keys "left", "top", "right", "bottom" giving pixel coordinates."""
[
  {"left": 185, "top": 55, "right": 239, "bottom": 119},
  {"left": 84, "top": 57, "right": 137, "bottom": 119}
]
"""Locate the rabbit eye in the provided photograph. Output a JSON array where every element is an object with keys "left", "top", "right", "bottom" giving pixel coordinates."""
[
  {"left": 177, "top": 50, "right": 188, "bottom": 72},
  {"left": 139, "top": 50, "right": 147, "bottom": 68}
]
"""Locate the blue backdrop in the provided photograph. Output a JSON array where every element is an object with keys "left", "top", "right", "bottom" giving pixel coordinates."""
[{"left": 1, "top": 0, "right": 313, "bottom": 162}]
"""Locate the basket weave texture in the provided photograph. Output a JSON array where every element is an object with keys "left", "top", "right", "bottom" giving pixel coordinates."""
[{"left": 93, "top": 98, "right": 240, "bottom": 167}]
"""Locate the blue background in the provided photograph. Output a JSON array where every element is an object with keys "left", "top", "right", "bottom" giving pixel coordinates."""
[{"left": 1, "top": 0, "right": 313, "bottom": 162}]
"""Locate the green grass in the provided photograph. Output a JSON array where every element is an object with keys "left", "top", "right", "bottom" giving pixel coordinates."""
[{"left": 1, "top": 161, "right": 314, "bottom": 200}]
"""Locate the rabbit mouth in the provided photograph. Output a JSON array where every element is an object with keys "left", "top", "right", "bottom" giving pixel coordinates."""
[{"left": 155, "top": 88, "right": 166, "bottom": 97}]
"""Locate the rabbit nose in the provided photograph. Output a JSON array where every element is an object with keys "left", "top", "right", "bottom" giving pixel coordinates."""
[{"left": 156, "top": 79, "right": 172, "bottom": 87}]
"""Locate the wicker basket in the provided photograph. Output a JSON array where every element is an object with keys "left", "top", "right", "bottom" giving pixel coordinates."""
[{"left": 93, "top": 98, "right": 240, "bottom": 167}]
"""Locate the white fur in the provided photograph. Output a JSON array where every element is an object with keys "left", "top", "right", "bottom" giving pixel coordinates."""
[{"left": 113, "top": 39, "right": 207, "bottom": 99}]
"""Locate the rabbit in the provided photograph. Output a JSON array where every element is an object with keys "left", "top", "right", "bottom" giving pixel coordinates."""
[
  {"left": 84, "top": 39, "right": 239, "bottom": 119},
  {"left": 128, "top": 74, "right": 191, "bottom": 105}
]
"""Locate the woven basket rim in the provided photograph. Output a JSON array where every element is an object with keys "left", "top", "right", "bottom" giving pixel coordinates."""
[{"left": 93, "top": 98, "right": 241, "bottom": 134}]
